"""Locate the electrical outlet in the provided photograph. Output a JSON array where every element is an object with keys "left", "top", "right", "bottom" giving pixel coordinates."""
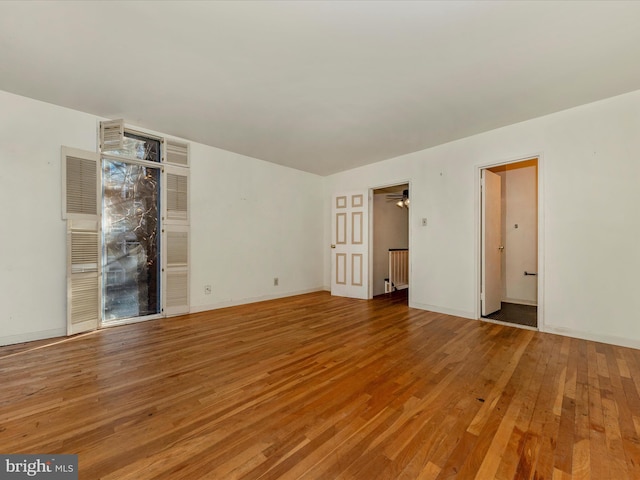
[
  {"left": 204, "top": 285, "right": 212, "bottom": 295},
  {"left": 273, "top": 277, "right": 279, "bottom": 286}
]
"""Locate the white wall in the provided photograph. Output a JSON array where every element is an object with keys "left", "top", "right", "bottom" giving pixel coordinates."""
[
  {"left": 325, "top": 89, "right": 640, "bottom": 348},
  {"left": 190, "top": 143, "right": 324, "bottom": 312},
  {"left": 372, "top": 193, "right": 409, "bottom": 296},
  {"left": 0, "top": 90, "right": 324, "bottom": 346}
]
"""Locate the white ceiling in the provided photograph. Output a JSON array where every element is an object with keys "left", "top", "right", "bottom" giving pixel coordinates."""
[{"left": 1, "top": 1, "right": 640, "bottom": 176}]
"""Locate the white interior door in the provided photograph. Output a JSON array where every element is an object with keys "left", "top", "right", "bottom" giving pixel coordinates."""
[
  {"left": 482, "top": 170, "right": 502, "bottom": 315},
  {"left": 331, "top": 191, "right": 369, "bottom": 299}
]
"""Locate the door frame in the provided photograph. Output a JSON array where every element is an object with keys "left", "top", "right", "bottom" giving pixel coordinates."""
[
  {"left": 481, "top": 169, "right": 503, "bottom": 316},
  {"left": 100, "top": 153, "right": 164, "bottom": 328},
  {"left": 368, "top": 180, "right": 412, "bottom": 301},
  {"left": 475, "top": 154, "right": 544, "bottom": 331}
]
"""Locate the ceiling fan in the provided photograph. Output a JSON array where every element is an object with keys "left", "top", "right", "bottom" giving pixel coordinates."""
[{"left": 386, "top": 189, "right": 409, "bottom": 208}]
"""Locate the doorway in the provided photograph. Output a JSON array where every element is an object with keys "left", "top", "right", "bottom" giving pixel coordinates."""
[
  {"left": 101, "top": 132, "right": 162, "bottom": 325},
  {"left": 480, "top": 158, "right": 539, "bottom": 328},
  {"left": 371, "top": 184, "right": 409, "bottom": 301}
]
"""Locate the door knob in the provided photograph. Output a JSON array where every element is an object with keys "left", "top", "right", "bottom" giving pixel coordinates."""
[
  {"left": 498, "top": 245, "right": 504, "bottom": 251},
  {"left": 331, "top": 244, "right": 336, "bottom": 249}
]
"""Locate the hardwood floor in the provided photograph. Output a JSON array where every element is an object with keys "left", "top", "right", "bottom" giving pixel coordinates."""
[{"left": 2, "top": 291, "right": 640, "bottom": 479}]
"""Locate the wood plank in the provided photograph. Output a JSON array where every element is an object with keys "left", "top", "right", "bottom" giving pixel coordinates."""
[
  {"left": 482, "top": 334, "right": 555, "bottom": 480},
  {"left": 572, "top": 341, "right": 592, "bottom": 480},
  {"left": 1, "top": 291, "right": 640, "bottom": 479}
]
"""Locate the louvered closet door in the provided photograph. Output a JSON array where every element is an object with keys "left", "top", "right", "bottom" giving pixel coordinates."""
[
  {"left": 62, "top": 147, "right": 100, "bottom": 221},
  {"left": 67, "top": 220, "right": 100, "bottom": 334},
  {"left": 164, "top": 225, "right": 189, "bottom": 315},
  {"left": 62, "top": 147, "right": 101, "bottom": 335},
  {"left": 166, "top": 167, "right": 189, "bottom": 222},
  {"left": 162, "top": 140, "right": 189, "bottom": 315}
]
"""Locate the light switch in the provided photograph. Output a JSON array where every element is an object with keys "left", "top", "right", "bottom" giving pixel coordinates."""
[{"left": 422, "top": 218, "right": 427, "bottom": 226}]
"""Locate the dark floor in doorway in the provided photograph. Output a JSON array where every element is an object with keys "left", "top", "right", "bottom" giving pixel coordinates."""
[
  {"left": 374, "top": 289, "right": 408, "bottom": 305},
  {"left": 484, "top": 302, "right": 537, "bottom": 328}
]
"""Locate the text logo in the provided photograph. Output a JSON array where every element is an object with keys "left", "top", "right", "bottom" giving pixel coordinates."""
[{"left": 0, "top": 455, "right": 77, "bottom": 479}]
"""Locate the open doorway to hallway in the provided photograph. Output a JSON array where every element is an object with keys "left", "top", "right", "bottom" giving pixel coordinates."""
[
  {"left": 372, "top": 184, "right": 409, "bottom": 302},
  {"left": 481, "top": 159, "right": 538, "bottom": 328}
]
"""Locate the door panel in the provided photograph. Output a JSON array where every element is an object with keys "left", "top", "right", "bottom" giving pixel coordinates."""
[
  {"left": 163, "top": 161, "right": 190, "bottom": 316},
  {"left": 331, "top": 192, "right": 369, "bottom": 299},
  {"left": 482, "top": 170, "right": 502, "bottom": 315},
  {"left": 336, "top": 253, "right": 347, "bottom": 285},
  {"left": 351, "top": 253, "right": 363, "bottom": 286},
  {"left": 62, "top": 146, "right": 101, "bottom": 335},
  {"left": 336, "top": 212, "right": 347, "bottom": 244},
  {"left": 352, "top": 212, "right": 363, "bottom": 244},
  {"left": 67, "top": 219, "right": 100, "bottom": 335}
]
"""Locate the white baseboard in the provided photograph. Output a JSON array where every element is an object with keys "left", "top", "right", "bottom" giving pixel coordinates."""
[
  {"left": 0, "top": 328, "right": 66, "bottom": 347},
  {"left": 502, "top": 298, "right": 538, "bottom": 307},
  {"left": 409, "top": 303, "right": 640, "bottom": 350},
  {"left": 502, "top": 297, "right": 537, "bottom": 307},
  {"left": 408, "top": 301, "right": 475, "bottom": 320},
  {"left": 543, "top": 325, "right": 640, "bottom": 350},
  {"left": 190, "top": 287, "right": 325, "bottom": 313}
]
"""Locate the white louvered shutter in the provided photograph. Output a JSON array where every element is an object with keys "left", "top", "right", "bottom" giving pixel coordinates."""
[
  {"left": 61, "top": 147, "right": 100, "bottom": 220},
  {"left": 164, "top": 140, "right": 189, "bottom": 167},
  {"left": 99, "top": 119, "right": 125, "bottom": 151},
  {"left": 162, "top": 140, "right": 190, "bottom": 316},
  {"left": 165, "top": 166, "right": 189, "bottom": 223},
  {"left": 163, "top": 225, "right": 189, "bottom": 316},
  {"left": 62, "top": 147, "right": 101, "bottom": 334},
  {"left": 67, "top": 219, "right": 100, "bottom": 335}
]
